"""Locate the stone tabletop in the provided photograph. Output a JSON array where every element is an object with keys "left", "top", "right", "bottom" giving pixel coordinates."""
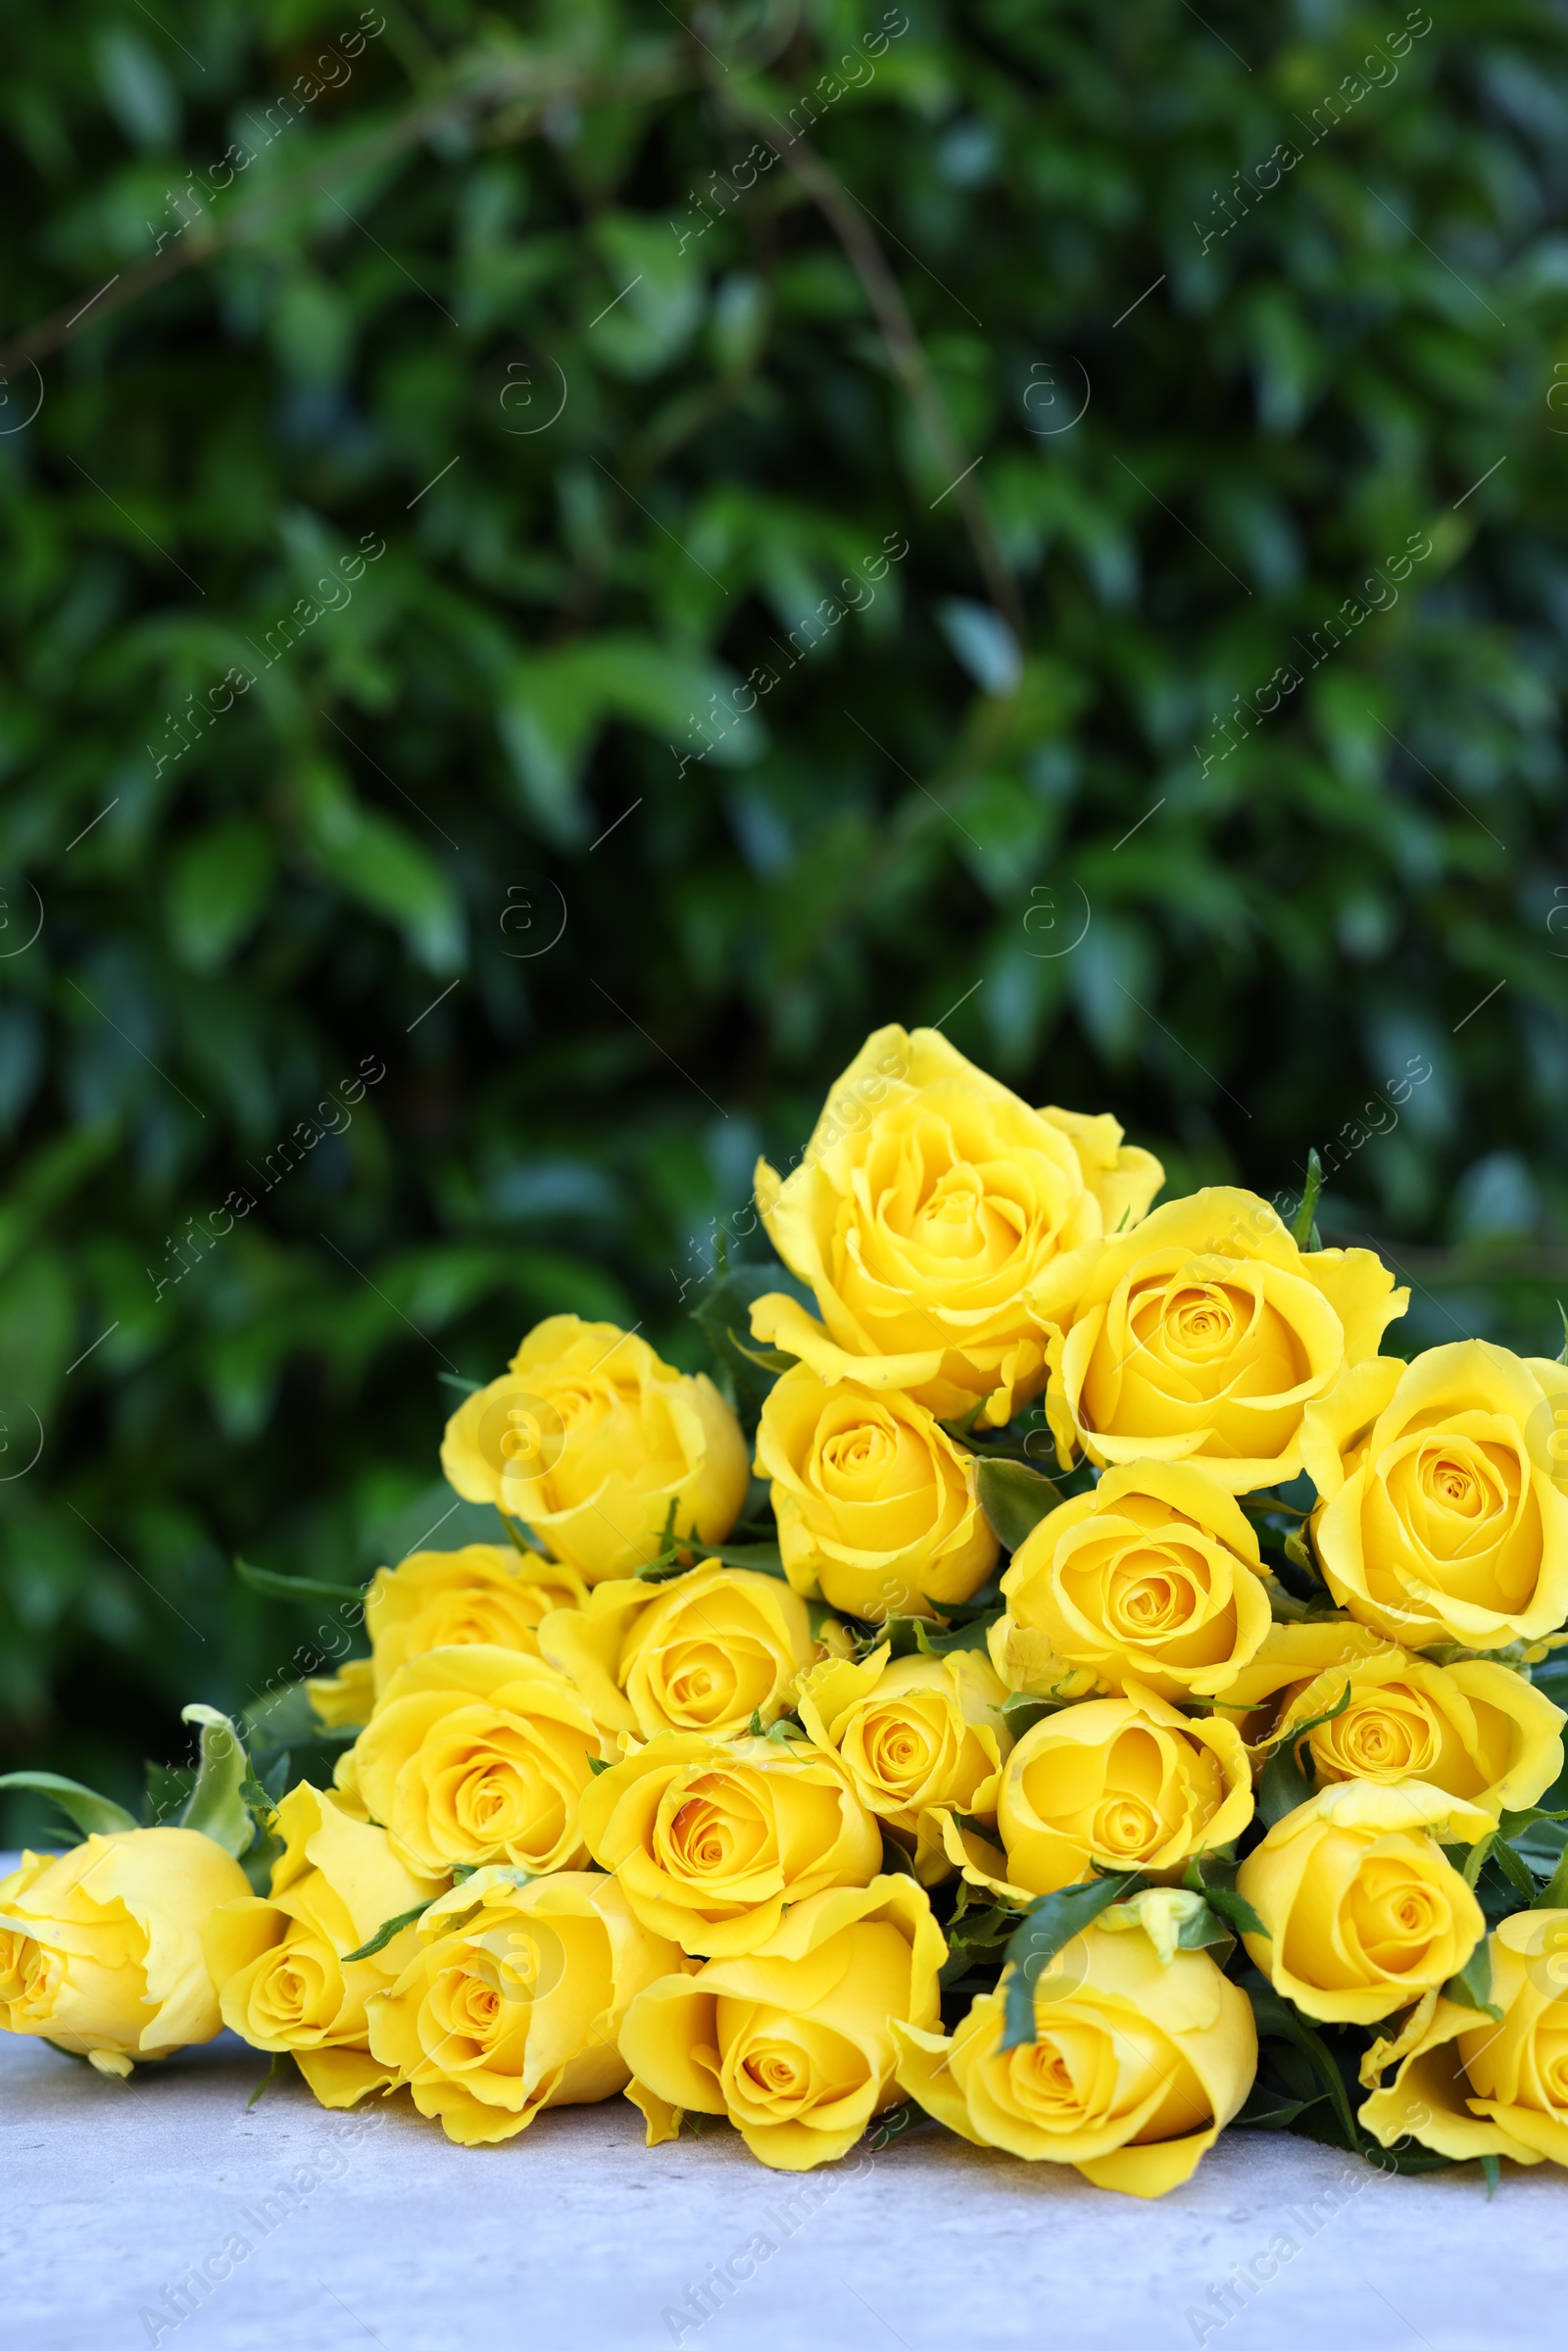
[{"left": 2, "top": 2015, "right": 1557, "bottom": 2351}]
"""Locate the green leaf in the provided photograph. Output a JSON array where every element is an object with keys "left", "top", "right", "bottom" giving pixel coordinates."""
[
  {"left": 689, "top": 1261, "right": 813, "bottom": 1416},
  {"left": 1444, "top": 1937, "right": 1503, "bottom": 2023},
  {"left": 178, "top": 1705, "right": 255, "bottom": 1858},
  {"left": 1242, "top": 1971, "right": 1360, "bottom": 2147},
  {"left": 1462, "top": 1832, "right": 1497, "bottom": 1889},
  {"left": 1182, "top": 1854, "right": 1268, "bottom": 1939},
  {"left": 234, "top": 1555, "right": 366, "bottom": 1606},
  {"left": 341, "top": 1901, "right": 433, "bottom": 1963},
  {"left": 1000, "top": 1694, "right": 1057, "bottom": 1738},
  {"left": 243, "top": 1681, "right": 325, "bottom": 1755},
  {"left": 865, "top": 2099, "right": 926, "bottom": 2152},
  {"left": 1491, "top": 1836, "right": 1539, "bottom": 1902},
  {"left": 1257, "top": 1742, "right": 1315, "bottom": 1828},
  {"left": 1001, "top": 1873, "right": 1142, "bottom": 2049},
  {"left": 0, "top": 1772, "right": 138, "bottom": 1839},
  {"left": 696, "top": 1540, "right": 787, "bottom": 1577},
  {"left": 1535, "top": 1842, "right": 1568, "bottom": 1909},
  {"left": 976, "top": 1457, "right": 1061, "bottom": 1551}
]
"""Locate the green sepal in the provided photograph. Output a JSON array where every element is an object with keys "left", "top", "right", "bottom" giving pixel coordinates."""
[
  {"left": 1534, "top": 1841, "right": 1568, "bottom": 1909},
  {"left": 587, "top": 1754, "right": 612, "bottom": 1776},
  {"left": 235, "top": 1555, "right": 365, "bottom": 1606},
  {"left": 1481, "top": 2153, "right": 1501, "bottom": 2198},
  {"left": 178, "top": 1705, "right": 256, "bottom": 1858},
  {"left": 1182, "top": 1853, "right": 1268, "bottom": 1939},
  {"left": 1001, "top": 1872, "right": 1142, "bottom": 2050},
  {"left": 879, "top": 1834, "right": 919, "bottom": 1881},
  {"left": 1444, "top": 1937, "right": 1503, "bottom": 2023},
  {"left": 0, "top": 1772, "right": 138, "bottom": 1840},
  {"left": 436, "top": 1372, "right": 482, "bottom": 1396},
  {"left": 341, "top": 1901, "right": 434, "bottom": 1963},
  {"left": 912, "top": 1611, "right": 997, "bottom": 1658},
  {"left": 975, "top": 1457, "right": 1060, "bottom": 1551},
  {"left": 1290, "top": 1150, "right": 1325, "bottom": 1249}
]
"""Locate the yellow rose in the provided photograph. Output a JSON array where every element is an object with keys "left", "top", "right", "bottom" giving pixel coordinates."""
[
  {"left": 578, "top": 1731, "right": 882, "bottom": 1957},
  {"left": 0, "top": 1830, "right": 250, "bottom": 2075},
  {"left": 306, "top": 1545, "right": 588, "bottom": 1732},
  {"left": 306, "top": 1658, "right": 376, "bottom": 1732},
  {"left": 366, "top": 1867, "right": 685, "bottom": 2146},
  {"left": 1302, "top": 1340, "right": 1568, "bottom": 1650},
  {"left": 991, "top": 1686, "right": 1253, "bottom": 1896},
  {"left": 755, "top": 1364, "right": 998, "bottom": 1622},
  {"left": 1236, "top": 1780, "right": 1490, "bottom": 2025},
  {"left": 440, "top": 1316, "right": 750, "bottom": 1584},
  {"left": 750, "top": 1024, "right": 1162, "bottom": 1425},
  {"left": 204, "top": 1783, "right": 445, "bottom": 2107},
  {"left": 996, "top": 1461, "right": 1271, "bottom": 1702},
  {"left": 893, "top": 1920, "right": 1256, "bottom": 2197},
  {"left": 795, "top": 1645, "right": 1011, "bottom": 1883},
  {"left": 619, "top": 1876, "right": 944, "bottom": 2171},
  {"left": 537, "top": 1564, "right": 818, "bottom": 1740},
  {"left": 339, "top": 1644, "right": 608, "bottom": 1876},
  {"left": 1361, "top": 1911, "right": 1568, "bottom": 2168},
  {"left": 1248, "top": 1633, "right": 1564, "bottom": 1824},
  {"left": 1035, "top": 1187, "right": 1406, "bottom": 1492}
]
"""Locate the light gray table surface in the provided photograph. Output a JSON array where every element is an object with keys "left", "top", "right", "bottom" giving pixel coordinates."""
[{"left": 2, "top": 1868, "right": 1560, "bottom": 2351}]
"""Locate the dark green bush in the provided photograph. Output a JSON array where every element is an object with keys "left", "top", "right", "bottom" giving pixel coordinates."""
[{"left": 3, "top": 0, "right": 1567, "bottom": 1830}]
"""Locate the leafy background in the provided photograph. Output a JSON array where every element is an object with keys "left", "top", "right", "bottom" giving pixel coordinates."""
[{"left": 3, "top": 0, "right": 1568, "bottom": 1836}]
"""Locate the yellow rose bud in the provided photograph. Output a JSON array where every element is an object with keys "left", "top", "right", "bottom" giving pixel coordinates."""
[
  {"left": 996, "top": 1685, "right": 1253, "bottom": 1895},
  {"left": 997, "top": 1461, "right": 1272, "bottom": 1701},
  {"left": 440, "top": 1316, "right": 750, "bottom": 1584},
  {"left": 1258, "top": 1641, "right": 1564, "bottom": 1824},
  {"left": 578, "top": 1731, "right": 882, "bottom": 1957},
  {"left": 0, "top": 1830, "right": 250, "bottom": 2073},
  {"left": 619, "top": 1876, "right": 945, "bottom": 2171},
  {"left": 796, "top": 1645, "right": 1012, "bottom": 1884},
  {"left": 537, "top": 1564, "right": 818, "bottom": 1741},
  {"left": 1034, "top": 1187, "right": 1406, "bottom": 1492},
  {"left": 1362, "top": 1911, "right": 1568, "bottom": 2168},
  {"left": 893, "top": 1921, "right": 1256, "bottom": 2198},
  {"left": 365, "top": 1867, "right": 685, "bottom": 2146},
  {"left": 1236, "top": 1780, "right": 1490, "bottom": 2025},
  {"left": 756, "top": 1365, "right": 998, "bottom": 1621},
  {"left": 340, "top": 1644, "right": 609, "bottom": 1877},
  {"left": 1302, "top": 1340, "right": 1568, "bottom": 1649},
  {"left": 204, "top": 1783, "right": 445, "bottom": 2107},
  {"left": 750, "top": 1024, "right": 1161, "bottom": 1426}
]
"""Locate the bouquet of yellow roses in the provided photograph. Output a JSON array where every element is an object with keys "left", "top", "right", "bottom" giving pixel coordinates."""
[{"left": 8, "top": 1023, "right": 1568, "bottom": 2197}]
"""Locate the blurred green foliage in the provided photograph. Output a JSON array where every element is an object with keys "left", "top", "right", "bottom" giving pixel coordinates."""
[{"left": 3, "top": 0, "right": 1568, "bottom": 1832}]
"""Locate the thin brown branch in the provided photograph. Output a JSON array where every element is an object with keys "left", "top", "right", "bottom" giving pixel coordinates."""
[{"left": 713, "top": 87, "right": 1025, "bottom": 644}]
